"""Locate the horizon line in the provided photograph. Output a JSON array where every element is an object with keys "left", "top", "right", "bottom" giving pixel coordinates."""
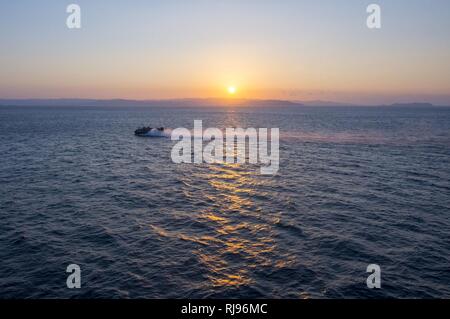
[{"left": 0, "top": 97, "right": 447, "bottom": 107}]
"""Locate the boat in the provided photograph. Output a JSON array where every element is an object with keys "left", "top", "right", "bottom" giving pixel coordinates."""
[{"left": 134, "top": 126, "right": 166, "bottom": 137}]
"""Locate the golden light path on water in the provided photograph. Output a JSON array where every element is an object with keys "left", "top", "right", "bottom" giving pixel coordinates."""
[
  {"left": 147, "top": 111, "right": 304, "bottom": 296},
  {"left": 182, "top": 163, "right": 296, "bottom": 290},
  {"left": 148, "top": 161, "right": 299, "bottom": 292}
]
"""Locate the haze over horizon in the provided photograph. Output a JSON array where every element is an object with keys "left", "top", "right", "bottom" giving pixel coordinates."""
[
  {"left": 1, "top": 0, "right": 450, "bottom": 105},
  {"left": 0, "top": 97, "right": 445, "bottom": 108}
]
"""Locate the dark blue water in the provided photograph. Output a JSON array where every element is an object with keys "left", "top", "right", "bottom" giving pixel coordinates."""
[{"left": 1, "top": 105, "right": 449, "bottom": 298}]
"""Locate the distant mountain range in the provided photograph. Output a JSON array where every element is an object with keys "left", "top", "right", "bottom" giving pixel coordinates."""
[
  {"left": 0, "top": 98, "right": 440, "bottom": 108},
  {"left": 0, "top": 98, "right": 303, "bottom": 107}
]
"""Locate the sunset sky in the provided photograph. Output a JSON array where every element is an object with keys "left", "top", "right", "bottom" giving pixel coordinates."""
[{"left": 1, "top": 0, "right": 449, "bottom": 104}]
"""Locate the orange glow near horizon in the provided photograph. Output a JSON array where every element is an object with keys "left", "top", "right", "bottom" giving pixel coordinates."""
[{"left": 1, "top": 2, "right": 450, "bottom": 105}]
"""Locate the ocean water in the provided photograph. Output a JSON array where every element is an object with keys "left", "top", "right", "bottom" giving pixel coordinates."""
[{"left": 0, "top": 105, "right": 449, "bottom": 299}]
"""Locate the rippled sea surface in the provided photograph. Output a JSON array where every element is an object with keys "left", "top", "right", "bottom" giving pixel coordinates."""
[{"left": 1, "top": 105, "right": 449, "bottom": 298}]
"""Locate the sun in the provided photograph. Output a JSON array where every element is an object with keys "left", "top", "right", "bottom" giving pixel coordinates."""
[{"left": 227, "top": 86, "right": 237, "bottom": 95}]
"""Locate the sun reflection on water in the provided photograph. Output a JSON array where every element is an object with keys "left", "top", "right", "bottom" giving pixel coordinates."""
[
  {"left": 189, "top": 164, "right": 283, "bottom": 288},
  {"left": 149, "top": 161, "right": 296, "bottom": 291}
]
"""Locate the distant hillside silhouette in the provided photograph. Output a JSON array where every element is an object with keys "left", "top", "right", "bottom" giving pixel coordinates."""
[{"left": 0, "top": 98, "right": 303, "bottom": 108}]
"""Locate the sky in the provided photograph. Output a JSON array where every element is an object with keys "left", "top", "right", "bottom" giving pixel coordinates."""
[{"left": 0, "top": 0, "right": 449, "bottom": 105}]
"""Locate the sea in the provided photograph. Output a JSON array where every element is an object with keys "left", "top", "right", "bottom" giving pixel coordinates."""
[{"left": 0, "top": 105, "right": 449, "bottom": 298}]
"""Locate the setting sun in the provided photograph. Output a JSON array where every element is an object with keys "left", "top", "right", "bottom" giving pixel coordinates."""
[{"left": 227, "top": 86, "right": 237, "bottom": 95}]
